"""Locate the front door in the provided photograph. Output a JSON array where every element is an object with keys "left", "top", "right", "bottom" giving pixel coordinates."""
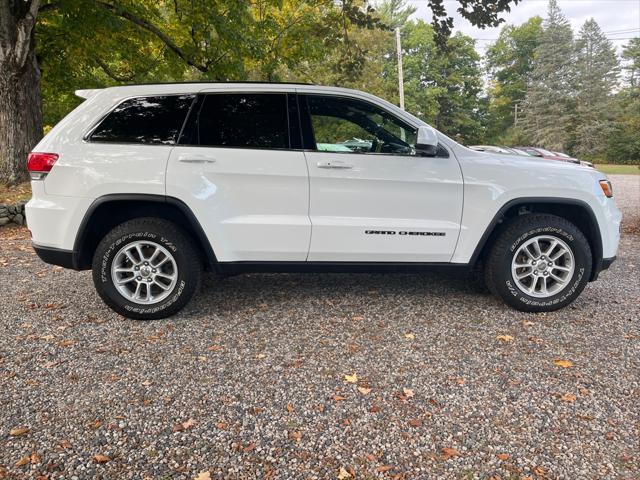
[{"left": 300, "top": 94, "right": 463, "bottom": 263}]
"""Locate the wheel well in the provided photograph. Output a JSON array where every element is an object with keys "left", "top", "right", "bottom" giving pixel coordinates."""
[
  {"left": 475, "top": 201, "right": 602, "bottom": 279},
  {"left": 74, "top": 197, "right": 216, "bottom": 270}
]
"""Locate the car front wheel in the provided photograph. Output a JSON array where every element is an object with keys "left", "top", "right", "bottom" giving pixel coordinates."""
[
  {"left": 92, "top": 218, "right": 201, "bottom": 320},
  {"left": 484, "top": 213, "right": 592, "bottom": 312}
]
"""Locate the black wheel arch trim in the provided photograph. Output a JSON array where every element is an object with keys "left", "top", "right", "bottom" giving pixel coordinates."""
[
  {"left": 468, "top": 197, "right": 604, "bottom": 281},
  {"left": 73, "top": 193, "right": 218, "bottom": 270}
]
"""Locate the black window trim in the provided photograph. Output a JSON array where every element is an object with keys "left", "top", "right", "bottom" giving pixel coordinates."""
[
  {"left": 176, "top": 92, "right": 303, "bottom": 152},
  {"left": 299, "top": 93, "right": 450, "bottom": 159},
  {"left": 83, "top": 93, "right": 198, "bottom": 146}
]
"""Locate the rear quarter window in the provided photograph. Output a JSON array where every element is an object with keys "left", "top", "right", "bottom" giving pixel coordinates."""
[{"left": 89, "top": 95, "right": 195, "bottom": 145}]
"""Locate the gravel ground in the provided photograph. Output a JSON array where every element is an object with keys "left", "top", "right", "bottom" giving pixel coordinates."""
[{"left": 1, "top": 175, "right": 638, "bottom": 480}]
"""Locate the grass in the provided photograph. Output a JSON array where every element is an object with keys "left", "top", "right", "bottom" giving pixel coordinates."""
[
  {"left": 594, "top": 164, "right": 640, "bottom": 175},
  {"left": 0, "top": 181, "right": 31, "bottom": 204}
]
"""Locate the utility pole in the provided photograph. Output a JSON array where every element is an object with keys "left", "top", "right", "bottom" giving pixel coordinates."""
[
  {"left": 395, "top": 27, "right": 405, "bottom": 110},
  {"left": 514, "top": 102, "right": 520, "bottom": 126}
]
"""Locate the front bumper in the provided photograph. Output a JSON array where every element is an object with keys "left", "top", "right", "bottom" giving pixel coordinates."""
[{"left": 591, "top": 255, "right": 616, "bottom": 281}]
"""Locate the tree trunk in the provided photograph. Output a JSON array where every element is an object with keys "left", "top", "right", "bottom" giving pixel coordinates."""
[
  {"left": 0, "top": 49, "right": 42, "bottom": 185},
  {"left": 0, "top": 0, "right": 42, "bottom": 186}
]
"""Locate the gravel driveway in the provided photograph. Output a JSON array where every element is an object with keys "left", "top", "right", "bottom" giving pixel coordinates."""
[{"left": 1, "top": 175, "right": 638, "bottom": 480}]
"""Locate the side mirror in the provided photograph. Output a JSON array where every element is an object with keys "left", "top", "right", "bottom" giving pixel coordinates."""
[{"left": 415, "top": 126, "right": 439, "bottom": 157}]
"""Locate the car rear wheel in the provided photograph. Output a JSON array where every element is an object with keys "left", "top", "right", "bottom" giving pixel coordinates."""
[
  {"left": 484, "top": 214, "right": 592, "bottom": 312},
  {"left": 92, "top": 218, "right": 201, "bottom": 320}
]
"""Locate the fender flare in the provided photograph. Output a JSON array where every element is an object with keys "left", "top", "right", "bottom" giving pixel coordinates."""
[
  {"left": 468, "top": 197, "right": 604, "bottom": 281},
  {"left": 73, "top": 193, "right": 217, "bottom": 269}
]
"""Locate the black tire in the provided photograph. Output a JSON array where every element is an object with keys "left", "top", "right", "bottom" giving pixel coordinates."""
[
  {"left": 92, "top": 217, "right": 201, "bottom": 320},
  {"left": 484, "top": 214, "right": 592, "bottom": 312}
]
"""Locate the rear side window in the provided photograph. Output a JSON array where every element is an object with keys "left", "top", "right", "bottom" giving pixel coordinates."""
[
  {"left": 197, "top": 93, "right": 289, "bottom": 149},
  {"left": 90, "top": 95, "right": 195, "bottom": 145}
]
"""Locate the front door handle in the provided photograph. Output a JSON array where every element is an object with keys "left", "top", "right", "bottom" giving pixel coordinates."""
[
  {"left": 178, "top": 154, "right": 216, "bottom": 164},
  {"left": 316, "top": 160, "right": 353, "bottom": 169}
]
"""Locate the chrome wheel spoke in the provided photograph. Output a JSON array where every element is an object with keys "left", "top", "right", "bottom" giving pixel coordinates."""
[
  {"left": 551, "top": 248, "right": 567, "bottom": 261},
  {"left": 153, "top": 279, "right": 171, "bottom": 291},
  {"left": 117, "top": 276, "right": 136, "bottom": 286},
  {"left": 125, "top": 250, "right": 137, "bottom": 265},
  {"left": 516, "top": 270, "right": 533, "bottom": 280},
  {"left": 148, "top": 248, "right": 161, "bottom": 266},
  {"left": 552, "top": 265, "right": 571, "bottom": 272},
  {"left": 549, "top": 271, "right": 566, "bottom": 284}
]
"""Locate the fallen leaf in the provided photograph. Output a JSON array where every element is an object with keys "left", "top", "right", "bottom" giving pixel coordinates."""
[
  {"left": 404, "top": 332, "right": 415, "bottom": 340},
  {"left": 93, "top": 454, "right": 110, "bottom": 463},
  {"left": 337, "top": 467, "right": 351, "bottom": 479},
  {"left": 243, "top": 443, "right": 255, "bottom": 453},
  {"left": 497, "top": 335, "right": 514, "bottom": 342},
  {"left": 182, "top": 418, "right": 196, "bottom": 430},
  {"left": 560, "top": 393, "right": 577, "bottom": 403},
  {"left": 256, "top": 353, "right": 266, "bottom": 359},
  {"left": 344, "top": 373, "right": 358, "bottom": 383},
  {"left": 357, "top": 386, "right": 372, "bottom": 395},
  {"left": 194, "top": 472, "right": 211, "bottom": 480},
  {"left": 215, "top": 422, "right": 225, "bottom": 430},
  {"left": 523, "top": 321, "right": 535, "bottom": 326},
  {"left": 286, "top": 404, "right": 294, "bottom": 412},
  {"left": 9, "top": 427, "right": 29, "bottom": 436},
  {"left": 553, "top": 359, "right": 574, "bottom": 368},
  {"left": 605, "top": 431, "right": 615, "bottom": 440},
  {"left": 30, "top": 452, "right": 41, "bottom": 464},
  {"left": 533, "top": 466, "right": 546, "bottom": 476},
  {"left": 333, "top": 395, "right": 347, "bottom": 401},
  {"left": 497, "top": 453, "right": 510, "bottom": 461},
  {"left": 442, "top": 447, "right": 460, "bottom": 460},
  {"left": 365, "top": 454, "right": 377, "bottom": 461},
  {"left": 408, "top": 418, "right": 423, "bottom": 427},
  {"left": 57, "top": 339, "right": 75, "bottom": 347},
  {"left": 88, "top": 419, "right": 102, "bottom": 430},
  {"left": 207, "top": 345, "right": 222, "bottom": 352},
  {"left": 369, "top": 405, "right": 381, "bottom": 413},
  {"left": 15, "top": 456, "right": 30, "bottom": 467},
  {"left": 351, "top": 316, "right": 364, "bottom": 321},
  {"left": 289, "top": 431, "right": 302, "bottom": 442},
  {"left": 376, "top": 465, "right": 394, "bottom": 472},
  {"left": 402, "top": 388, "right": 414, "bottom": 398},
  {"left": 59, "top": 439, "right": 72, "bottom": 449}
]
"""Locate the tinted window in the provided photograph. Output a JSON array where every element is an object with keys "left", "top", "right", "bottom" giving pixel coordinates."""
[
  {"left": 90, "top": 95, "right": 194, "bottom": 145},
  {"left": 306, "top": 95, "right": 417, "bottom": 155},
  {"left": 197, "top": 94, "right": 289, "bottom": 149}
]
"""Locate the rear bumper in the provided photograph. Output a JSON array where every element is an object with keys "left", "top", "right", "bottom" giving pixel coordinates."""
[{"left": 33, "top": 245, "right": 80, "bottom": 270}]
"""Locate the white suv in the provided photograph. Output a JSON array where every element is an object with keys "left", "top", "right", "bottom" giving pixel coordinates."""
[{"left": 26, "top": 83, "right": 621, "bottom": 319}]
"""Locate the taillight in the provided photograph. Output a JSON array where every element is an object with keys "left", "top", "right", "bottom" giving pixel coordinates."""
[{"left": 27, "top": 152, "right": 58, "bottom": 179}]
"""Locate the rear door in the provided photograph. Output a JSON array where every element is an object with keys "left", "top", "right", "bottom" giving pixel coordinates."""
[
  {"left": 300, "top": 93, "right": 463, "bottom": 262},
  {"left": 166, "top": 90, "right": 310, "bottom": 262}
]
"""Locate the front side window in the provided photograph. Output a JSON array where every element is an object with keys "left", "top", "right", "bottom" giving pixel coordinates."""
[
  {"left": 306, "top": 95, "right": 417, "bottom": 155},
  {"left": 90, "top": 95, "right": 194, "bottom": 145},
  {"left": 197, "top": 93, "right": 289, "bottom": 149}
]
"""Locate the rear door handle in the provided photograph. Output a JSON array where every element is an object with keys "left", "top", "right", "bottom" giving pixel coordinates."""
[
  {"left": 316, "top": 160, "right": 353, "bottom": 169},
  {"left": 178, "top": 154, "right": 216, "bottom": 164}
]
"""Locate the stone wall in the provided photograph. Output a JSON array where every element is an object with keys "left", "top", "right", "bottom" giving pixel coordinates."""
[{"left": 0, "top": 201, "right": 27, "bottom": 227}]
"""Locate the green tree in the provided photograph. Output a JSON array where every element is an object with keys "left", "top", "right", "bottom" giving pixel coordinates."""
[
  {"left": 606, "top": 38, "right": 640, "bottom": 164},
  {"left": 572, "top": 18, "right": 619, "bottom": 159},
  {"left": 521, "top": 0, "right": 575, "bottom": 151},
  {"left": 485, "top": 16, "right": 543, "bottom": 142}
]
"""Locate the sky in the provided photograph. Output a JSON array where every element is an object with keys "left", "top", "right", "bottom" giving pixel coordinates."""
[{"left": 407, "top": 0, "right": 640, "bottom": 53}]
